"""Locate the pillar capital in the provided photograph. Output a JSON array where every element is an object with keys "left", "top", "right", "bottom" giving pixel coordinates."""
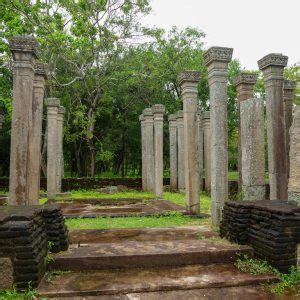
[
  {"left": 58, "top": 106, "right": 65, "bottom": 115},
  {"left": 178, "top": 71, "right": 201, "bottom": 85},
  {"left": 34, "top": 62, "right": 48, "bottom": 79},
  {"left": 284, "top": 79, "right": 296, "bottom": 92},
  {"left": 176, "top": 110, "right": 184, "bottom": 121},
  {"left": 9, "top": 35, "right": 38, "bottom": 61},
  {"left": 234, "top": 73, "right": 258, "bottom": 101},
  {"left": 152, "top": 104, "right": 165, "bottom": 117},
  {"left": 139, "top": 114, "right": 144, "bottom": 122},
  {"left": 258, "top": 53, "right": 288, "bottom": 71},
  {"left": 168, "top": 114, "right": 177, "bottom": 127},
  {"left": 204, "top": 47, "right": 233, "bottom": 66},
  {"left": 46, "top": 98, "right": 60, "bottom": 108}
]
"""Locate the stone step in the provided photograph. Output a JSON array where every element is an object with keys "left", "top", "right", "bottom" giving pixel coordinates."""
[
  {"left": 38, "top": 263, "right": 278, "bottom": 298},
  {"left": 69, "top": 226, "right": 215, "bottom": 244},
  {"left": 50, "top": 239, "right": 252, "bottom": 271}
]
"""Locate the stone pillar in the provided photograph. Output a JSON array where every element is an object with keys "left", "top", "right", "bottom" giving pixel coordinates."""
[
  {"left": 27, "top": 62, "right": 47, "bottom": 205},
  {"left": 283, "top": 80, "right": 296, "bottom": 178},
  {"left": 46, "top": 98, "right": 60, "bottom": 200},
  {"left": 56, "top": 106, "right": 65, "bottom": 193},
  {"left": 197, "top": 112, "right": 204, "bottom": 191},
  {"left": 204, "top": 47, "right": 233, "bottom": 226},
  {"left": 168, "top": 114, "right": 178, "bottom": 191},
  {"left": 8, "top": 35, "right": 38, "bottom": 205},
  {"left": 179, "top": 71, "right": 201, "bottom": 216},
  {"left": 139, "top": 114, "right": 147, "bottom": 191},
  {"left": 235, "top": 73, "right": 265, "bottom": 200},
  {"left": 288, "top": 106, "right": 300, "bottom": 204},
  {"left": 0, "top": 115, "right": 4, "bottom": 130},
  {"left": 202, "top": 111, "right": 211, "bottom": 193},
  {"left": 143, "top": 108, "right": 155, "bottom": 193},
  {"left": 258, "top": 53, "right": 288, "bottom": 200},
  {"left": 176, "top": 110, "right": 185, "bottom": 191},
  {"left": 152, "top": 104, "right": 165, "bottom": 197}
]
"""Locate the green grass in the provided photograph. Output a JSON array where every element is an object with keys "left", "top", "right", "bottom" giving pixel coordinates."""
[{"left": 65, "top": 211, "right": 210, "bottom": 230}]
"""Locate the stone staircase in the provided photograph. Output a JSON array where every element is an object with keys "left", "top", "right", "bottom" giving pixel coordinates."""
[{"left": 38, "top": 226, "right": 278, "bottom": 298}]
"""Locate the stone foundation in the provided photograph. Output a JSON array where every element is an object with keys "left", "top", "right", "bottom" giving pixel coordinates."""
[
  {"left": 0, "top": 204, "right": 69, "bottom": 289},
  {"left": 220, "top": 200, "right": 300, "bottom": 272}
]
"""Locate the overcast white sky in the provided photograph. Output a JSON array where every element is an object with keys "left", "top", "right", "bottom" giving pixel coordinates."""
[{"left": 144, "top": 0, "right": 299, "bottom": 70}]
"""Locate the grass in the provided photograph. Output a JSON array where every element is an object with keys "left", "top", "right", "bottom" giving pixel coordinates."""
[
  {"left": 58, "top": 189, "right": 211, "bottom": 230},
  {"left": 0, "top": 285, "right": 37, "bottom": 299}
]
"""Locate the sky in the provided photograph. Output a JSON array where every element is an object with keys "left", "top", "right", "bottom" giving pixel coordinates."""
[{"left": 144, "top": 0, "right": 299, "bottom": 70}]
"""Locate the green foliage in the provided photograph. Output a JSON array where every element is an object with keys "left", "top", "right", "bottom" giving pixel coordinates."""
[{"left": 0, "top": 283, "right": 37, "bottom": 299}]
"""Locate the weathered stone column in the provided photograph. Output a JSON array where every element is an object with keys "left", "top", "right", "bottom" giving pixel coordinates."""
[
  {"left": 204, "top": 47, "right": 233, "bottom": 226},
  {"left": 56, "top": 106, "right": 65, "bottom": 194},
  {"left": 46, "top": 98, "right": 60, "bottom": 200},
  {"left": 26, "top": 62, "right": 47, "bottom": 205},
  {"left": 176, "top": 111, "right": 185, "bottom": 192},
  {"left": 258, "top": 53, "right": 288, "bottom": 200},
  {"left": 283, "top": 80, "right": 296, "bottom": 178},
  {"left": 168, "top": 114, "right": 178, "bottom": 191},
  {"left": 8, "top": 35, "right": 38, "bottom": 205},
  {"left": 202, "top": 111, "right": 211, "bottom": 193},
  {"left": 143, "top": 108, "right": 155, "bottom": 193},
  {"left": 235, "top": 73, "right": 265, "bottom": 200},
  {"left": 139, "top": 114, "right": 147, "bottom": 191},
  {"left": 152, "top": 104, "right": 165, "bottom": 197},
  {"left": 197, "top": 112, "right": 204, "bottom": 192},
  {"left": 288, "top": 106, "right": 300, "bottom": 204},
  {"left": 179, "top": 71, "right": 201, "bottom": 216}
]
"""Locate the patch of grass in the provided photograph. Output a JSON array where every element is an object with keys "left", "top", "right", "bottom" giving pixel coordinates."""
[
  {"left": 0, "top": 284, "right": 37, "bottom": 299},
  {"left": 65, "top": 211, "right": 210, "bottom": 230}
]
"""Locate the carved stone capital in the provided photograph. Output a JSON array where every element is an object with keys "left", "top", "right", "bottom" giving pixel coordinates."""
[
  {"left": 284, "top": 80, "right": 296, "bottom": 91},
  {"left": 176, "top": 110, "right": 184, "bottom": 119},
  {"left": 152, "top": 104, "right": 165, "bottom": 115},
  {"left": 142, "top": 108, "right": 153, "bottom": 117},
  {"left": 204, "top": 47, "right": 233, "bottom": 66},
  {"left": 178, "top": 71, "right": 201, "bottom": 85},
  {"left": 258, "top": 53, "right": 288, "bottom": 70},
  {"left": 139, "top": 114, "right": 144, "bottom": 122},
  {"left": 34, "top": 62, "right": 48, "bottom": 78},
  {"left": 202, "top": 111, "right": 210, "bottom": 120},
  {"left": 58, "top": 106, "right": 65, "bottom": 115},
  {"left": 234, "top": 73, "right": 258, "bottom": 87},
  {"left": 46, "top": 98, "right": 60, "bottom": 107},
  {"left": 8, "top": 35, "right": 38, "bottom": 58},
  {"left": 168, "top": 114, "right": 176, "bottom": 122}
]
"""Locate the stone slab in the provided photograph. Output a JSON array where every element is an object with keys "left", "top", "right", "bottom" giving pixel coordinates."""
[
  {"left": 49, "top": 240, "right": 252, "bottom": 271},
  {"left": 38, "top": 264, "right": 277, "bottom": 298}
]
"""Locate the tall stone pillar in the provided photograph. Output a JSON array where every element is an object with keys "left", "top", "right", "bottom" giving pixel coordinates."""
[
  {"left": 46, "top": 98, "right": 60, "bottom": 200},
  {"left": 139, "top": 114, "right": 147, "bottom": 191},
  {"left": 197, "top": 112, "right": 204, "bottom": 191},
  {"left": 202, "top": 111, "right": 211, "bottom": 193},
  {"left": 152, "top": 104, "right": 165, "bottom": 197},
  {"left": 176, "top": 111, "right": 185, "bottom": 191},
  {"left": 27, "top": 62, "right": 47, "bottom": 205},
  {"left": 235, "top": 73, "right": 265, "bottom": 200},
  {"left": 168, "top": 114, "right": 178, "bottom": 191},
  {"left": 204, "top": 47, "right": 233, "bottom": 226},
  {"left": 56, "top": 106, "right": 65, "bottom": 193},
  {"left": 283, "top": 80, "right": 296, "bottom": 178},
  {"left": 143, "top": 108, "right": 155, "bottom": 193},
  {"left": 8, "top": 35, "right": 38, "bottom": 205},
  {"left": 179, "top": 71, "right": 201, "bottom": 216},
  {"left": 288, "top": 106, "right": 300, "bottom": 204},
  {"left": 258, "top": 53, "right": 288, "bottom": 200}
]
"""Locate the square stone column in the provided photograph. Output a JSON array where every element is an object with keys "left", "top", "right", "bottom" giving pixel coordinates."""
[
  {"left": 8, "top": 35, "right": 38, "bottom": 205},
  {"left": 197, "top": 112, "right": 204, "bottom": 191},
  {"left": 176, "top": 110, "right": 185, "bottom": 191},
  {"left": 258, "top": 53, "right": 288, "bottom": 200},
  {"left": 46, "top": 98, "right": 60, "bottom": 200},
  {"left": 152, "top": 104, "right": 165, "bottom": 197},
  {"left": 179, "top": 71, "right": 201, "bottom": 216},
  {"left": 143, "top": 108, "right": 155, "bottom": 193},
  {"left": 288, "top": 106, "right": 300, "bottom": 204},
  {"left": 283, "top": 80, "right": 296, "bottom": 178},
  {"left": 168, "top": 114, "right": 178, "bottom": 191},
  {"left": 202, "top": 111, "right": 211, "bottom": 193},
  {"left": 56, "top": 106, "right": 65, "bottom": 193},
  {"left": 235, "top": 73, "right": 265, "bottom": 200},
  {"left": 204, "top": 47, "right": 233, "bottom": 226},
  {"left": 139, "top": 114, "right": 147, "bottom": 191},
  {"left": 27, "top": 62, "right": 47, "bottom": 205}
]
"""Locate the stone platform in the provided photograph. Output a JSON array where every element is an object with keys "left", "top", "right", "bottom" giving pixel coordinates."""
[{"left": 51, "top": 198, "right": 187, "bottom": 218}]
